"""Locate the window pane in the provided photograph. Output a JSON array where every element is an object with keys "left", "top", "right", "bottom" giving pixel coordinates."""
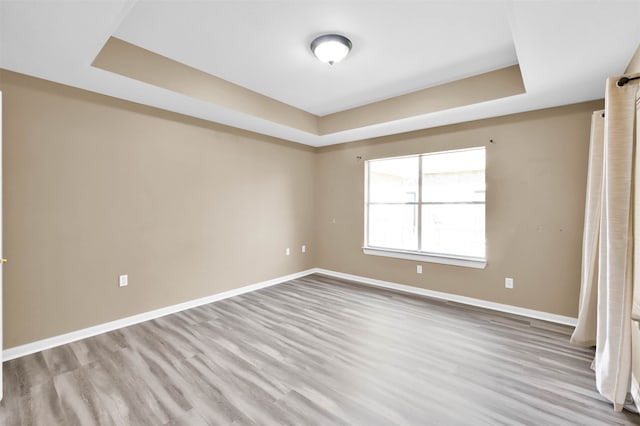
[
  {"left": 421, "top": 204, "right": 485, "bottom": 258},
  {"left": 369, "top": 157, "right": 419, "bottom": 203},
  {"left": 422, "top": 149, "right": 485, "bottom": 203},
  {"left": 368, "top": 204, "right": 418, "bottom": 251},
  {"left": 422, "top": 170, "right": 485, "bottom": 202}
]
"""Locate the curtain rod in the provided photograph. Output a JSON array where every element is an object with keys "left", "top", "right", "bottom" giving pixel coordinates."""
[{"left": 617, "top": 76, "right": 640, "bottom": 87}]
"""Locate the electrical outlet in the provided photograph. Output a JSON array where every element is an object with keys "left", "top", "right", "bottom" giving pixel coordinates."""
[
  {"left": 119, "top": 274, "right": 128, "bottom": 287},
  {"left": 505, "top": 277, "right": 514, "bottom": 289},
  {"left": 285, "top": 248, "right": 290, "bottom": 256},
  {"left": 301, "top": 245, "right": 306, "bottom": 253},
  {"left": 416, "top": 265, "right": 423, "bottom": 274}
]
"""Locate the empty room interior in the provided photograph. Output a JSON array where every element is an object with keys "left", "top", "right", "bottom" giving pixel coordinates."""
[{"left": 2, "top": 1, "right": 640, "bottom": 425}]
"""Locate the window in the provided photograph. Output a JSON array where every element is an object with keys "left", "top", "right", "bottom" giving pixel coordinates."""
[{"left": 364, "top": 147, "right": 486, "bottom": 268}]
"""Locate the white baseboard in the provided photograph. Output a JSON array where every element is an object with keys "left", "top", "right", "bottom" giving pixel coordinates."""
[
  {"left": 311, "top": 268, "right": 578, "bottom": 326},
  {"left": 3, "top": 266, "right": 578, "bottom": 362},
  {"left": 2, "top": 268, "right": 316, "bottom": 361}
]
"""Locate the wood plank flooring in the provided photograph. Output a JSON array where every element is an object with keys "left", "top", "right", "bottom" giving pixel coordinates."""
[{"left": 0, "top": 273, "right": 638, "bottom": 425}]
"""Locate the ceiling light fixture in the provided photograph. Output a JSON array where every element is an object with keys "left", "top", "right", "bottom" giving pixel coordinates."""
[{"left": 310, "top": 34, "right": 352, "bottom": 65}]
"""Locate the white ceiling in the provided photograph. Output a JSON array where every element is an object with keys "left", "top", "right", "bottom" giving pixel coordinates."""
[
  {"left": 114, "top": 1, "right": 517, "bottom": 116},
  {"left": 1, "top": 0, "right": 640, "bottom": 147}
]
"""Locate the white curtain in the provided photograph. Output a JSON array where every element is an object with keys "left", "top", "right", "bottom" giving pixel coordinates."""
[
  {"left": 571, "top": 74, "right": 639, "bottom": 411},
  {"left": 570, "top": 111, "right": 604, "bottom": 348}
]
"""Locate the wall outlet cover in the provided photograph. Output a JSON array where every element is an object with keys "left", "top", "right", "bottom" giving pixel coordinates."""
[{"left": 119, "top": 274, "right": 128, "bottom": 287}]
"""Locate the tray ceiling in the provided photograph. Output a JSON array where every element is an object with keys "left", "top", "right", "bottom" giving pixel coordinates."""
[{"left": 1, "top": 1, "right": 639, "bottom": 147}]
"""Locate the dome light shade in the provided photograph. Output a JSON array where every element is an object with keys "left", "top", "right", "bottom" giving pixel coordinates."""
[{"left": 310, "top": 34, "right": 352, "bottom": 65}]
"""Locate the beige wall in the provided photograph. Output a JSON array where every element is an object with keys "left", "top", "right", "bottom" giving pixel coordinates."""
[
  {"left": 0, "top": 70, "right": 316, "bottom": 348},
  {"left": 0, "top": 68, "right": 604, "bottom": 350},
  {"left": 315, "top": 100, "right": 603, "bottom": 318}
]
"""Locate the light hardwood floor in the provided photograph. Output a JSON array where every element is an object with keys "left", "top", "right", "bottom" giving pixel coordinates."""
[{"left": 0, "top": 274, "right": 638, "bottom": 425}]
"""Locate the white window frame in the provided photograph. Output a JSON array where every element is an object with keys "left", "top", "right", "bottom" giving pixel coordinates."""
[{"left": 363, "top": 148, "right": 487, "bottom": 269}]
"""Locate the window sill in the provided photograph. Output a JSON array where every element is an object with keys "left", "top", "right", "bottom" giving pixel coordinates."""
[{"left": 362, "top": 247, "right": 487, "bottom": 269}]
